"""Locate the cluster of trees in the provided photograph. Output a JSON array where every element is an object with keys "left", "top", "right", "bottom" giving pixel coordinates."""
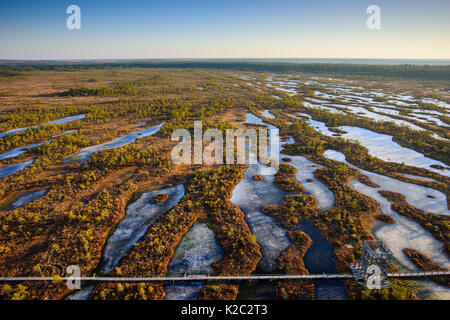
[
  {"left": 0, "top": 208, "right": 44, "bottom": 242},
  {"left": 59, "top": 86, "right": 137, "bottom": 97},
  {"left": 274, "top": 163, "right": 305, "bottom": 193},
  {"left": 261, "top": 194, "right": 317, "bottom": 228},
  {"left": 0, "top": 97, "right": 186, "bottom": 133},
  {"left": 314, "top": 164, "right": 377, "bottom": 232},
  {"left": 283, "top": 119, "right": 325, "bottom": 155},
  {"left": 0, "top": 103, "right": 88, "bottom": 129},
  {"left": 46, "top": 184, "right": 131, "bottom": 274},
  {"left": 0, "top": 124, "right": 73, "bottom": 152},
  {"left": 59, "top": 77, "right": 178, "bottom": 97},
  {"left": 0, "top": 284, "right": 29, "bottom": 300},
  {"left": 0, "top": 133, "right": 101, "bottom": 199},
  {"left": 84, "top": 145, "right": 171, "bottom": 173},
  {"left": 159, "top": 96, "right": 236, "bottom": 137},
  {"left": 68, "top": 189, "right": 115, "bottom": 223},
  {"left": 34, "top": 133, "right": 92, "bottom": 158},
  {"left": 359, "top": 280, "right": 414, "bottom": 300},
  {"left": 274, "top": 95, "right": 304, "bottom": 110}
]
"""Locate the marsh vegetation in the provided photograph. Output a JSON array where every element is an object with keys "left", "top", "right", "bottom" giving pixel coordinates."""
[{"left": 0, "top": 63, "right": 448, "bottom": 300}]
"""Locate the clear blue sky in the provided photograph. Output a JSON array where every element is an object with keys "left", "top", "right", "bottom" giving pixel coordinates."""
[{"left": 0, "top": 0, "right": 449, "bottom": 59}]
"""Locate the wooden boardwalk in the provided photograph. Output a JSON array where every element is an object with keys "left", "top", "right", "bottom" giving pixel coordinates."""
[{"left": 1, "top": 271, "right": 449, "bottom": 282}]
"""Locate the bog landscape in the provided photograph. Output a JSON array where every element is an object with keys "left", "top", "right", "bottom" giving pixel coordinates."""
[{"left": 0, "top": 62, "right": 448, "bottom": 300}]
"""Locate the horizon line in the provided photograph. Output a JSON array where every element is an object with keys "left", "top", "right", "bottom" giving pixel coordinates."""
[{"left": 1, "top": 57, "right": 450, "bottom": 61}]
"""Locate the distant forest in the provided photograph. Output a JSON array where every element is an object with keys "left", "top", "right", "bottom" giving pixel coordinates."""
[{"left": 1, "top": 61, "right": 449, "bottom": 81}]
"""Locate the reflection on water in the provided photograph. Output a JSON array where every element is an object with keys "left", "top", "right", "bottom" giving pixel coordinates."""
[
  {"left": 0, "top": 160, "right": 33, "bottom": 178},
  {"left": 164, "top": 223, "right": 223, "bottom": 300},
  {"left": 282, "top": 155, "right": 334, "bottom": 210},
  {"left": 297, "top": 220, "right": 348, "bottom": 300},
  {"left": 296, "top": 113, "right": 449, "bottom": 176},
  {"left": 0, "top": 131, "right": 76, "bottom": 161},
  {"left": 66, "top": 122, "right": 165, "bottom": 163},
  {"left": 232, "top": 113, "right": 290, "bottom": 272},
  {"left": 10, "top": 190, "right": 48, "bottom": 210},
  {"left": 324, "top": 150, "right": 449, "bottom": 215},
  {"left": 100, "top": 184, "right": 184, "bottom": 275},
  {"left": 233, "top": 113, "right": 343, "bottom": 300},
  {"left": 231, "top": 163, "right": 290, "bottom": 273},
  {"left": 67, "top": 184, "right": 184, "bottom": 300},
  {"left": 0, "top": 114, "right": 85, "bottom": 138}
]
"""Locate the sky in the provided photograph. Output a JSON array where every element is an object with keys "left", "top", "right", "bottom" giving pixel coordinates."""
[{"left": 0, "top": 0, "right": 449, "bottom": 60}]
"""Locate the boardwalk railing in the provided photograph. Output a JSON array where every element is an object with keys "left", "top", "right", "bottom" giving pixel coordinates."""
[
  {"left": 0, "top": 271, "right": 449, "bottom": 282},
  {"left": 387, "top": 271, "right": 450, "bottom": 278}
]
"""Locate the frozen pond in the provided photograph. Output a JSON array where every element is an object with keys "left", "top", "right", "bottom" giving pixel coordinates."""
[
  {"left": 407, "top": 112, "right": 448, "bottom": 127},
  {"left": 297, "top": 114, "right": 449, "bottom": 177},
  {"left": 304, "top": 81, "right": 449, "bottom": 132},
  {"left": 324, "top": 150, "right": 449, "bottom": 215},
  {"left": 355, "top": 181, "right": 450, "bottom": 269},
  {"left": 338, "top": 126, "right": 449, "bottom": 176},
  {"left": 402, "top": 173, "right": 438, "bottom": 183},
  {"left": 234, "top": 113, "right": 290, "bottom": 272},
  {"left": 10, "top": 190, "right": 48, "bottom": 210},
  {"left": 304, "top": 101, "right": 346, "bottom": 115},
  {"left": 281, "top": 155, "right": 334, "bottom": 210},
  {"left": 230, "top": 163, "right": 290, "bottom": 272},
  {"left": 324, "top": 150, "right": 450, "bottom": 298},
  {"left": 0, "top": 160, "right": 33, "bottom": 178},
  {"left": 0, "top": 131, "right": 76, "bottom": 161},
  {"left": 67, "top": 184, "right": 184, "bottom": 300},
  {"left": 164, "top": 223, "right": 223, "bottom": 300},
  {"left": 422, "top": 98, "right": 450, "bottom": 109},
  {"left": 100, "top": 184, "right": 184, "bottom": 274},
  {"left": 236, "top": 113, "right": 338, "bottom": 275},
  {"left": 329, "top": 104, "right": 424, "bottom": 131},
  {"left": 48, "top": 115, "right": 86, "bottom": 125},
  {"left": 0, "top": 127, "right": 28, "bottom": 138},
  {"left": 371, "top": 107, "right": 401, "bottom": 116},
  {"left": 0, "top": 142, "right": 44, "bottom": 161},
  {"left": 0, "top": 114, "right": 85, "bottom": 138},
  {"left": 66, "top": 122, "right": 164, "bottom": 163},
  {"left": 265, "top": 77, "right": 298, "bottom": 95},
  {"left": 261, "top": 110, "right": 275, "bottom": 119},
  {"left": 244, "top": 113, "right": 266, "bottom": 125}
]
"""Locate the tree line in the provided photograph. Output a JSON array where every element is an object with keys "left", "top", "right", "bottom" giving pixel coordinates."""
[{"left": 1, "top": 62, "right": 449, "bottom": 81}]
